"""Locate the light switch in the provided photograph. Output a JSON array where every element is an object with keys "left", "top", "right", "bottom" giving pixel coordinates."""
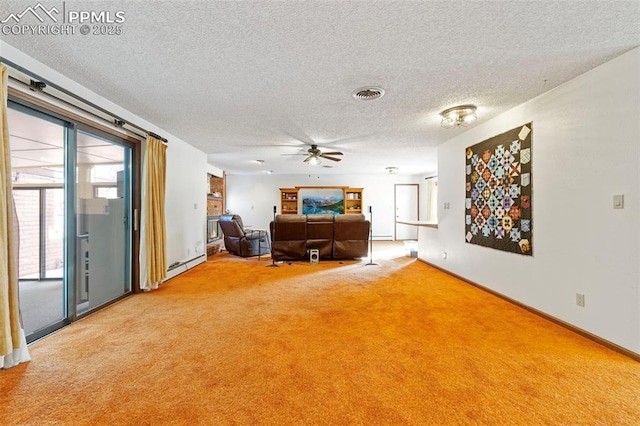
[{"left": 613, "top": 195, "right": 624, "bottom": 209}]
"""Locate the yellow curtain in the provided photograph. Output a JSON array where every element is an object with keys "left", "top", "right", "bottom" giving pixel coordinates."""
[
  {"left": 0, "top": 63, "right": 30, "bottom": 368},
  {"left": 140, "top": 135, "right": 167, "bottom": 290}
]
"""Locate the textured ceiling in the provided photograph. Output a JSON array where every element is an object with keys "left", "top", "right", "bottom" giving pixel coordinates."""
[{"left": 2, "top": 0, "right": 639, "bottom": 175}]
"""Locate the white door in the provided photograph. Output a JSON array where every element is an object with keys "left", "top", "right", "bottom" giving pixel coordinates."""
[{"left": 395, "top": 184, "right": 419, "bottom": 240}]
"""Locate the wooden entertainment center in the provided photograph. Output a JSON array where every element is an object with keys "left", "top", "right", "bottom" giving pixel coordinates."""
[{"left": 279, "top": 186, "right": 363, "bottom": 215}]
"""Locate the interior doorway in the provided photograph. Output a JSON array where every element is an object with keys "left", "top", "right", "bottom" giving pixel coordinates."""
[{"left": 394, "top": 184, "right": 419, "bottom": 240}]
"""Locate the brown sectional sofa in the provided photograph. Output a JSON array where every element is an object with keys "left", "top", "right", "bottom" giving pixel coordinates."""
[{"left": 270, "top": 214, "right": 370, "bottom": 261}]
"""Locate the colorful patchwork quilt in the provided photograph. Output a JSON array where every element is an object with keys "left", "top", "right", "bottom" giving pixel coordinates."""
[{"left": 465, "top": 123, "right": 532, "bottom": 255}]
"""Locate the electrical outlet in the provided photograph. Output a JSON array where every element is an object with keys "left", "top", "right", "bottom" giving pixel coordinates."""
[{"left": 576, "top": 293, "right": 585, "bottom": 307}]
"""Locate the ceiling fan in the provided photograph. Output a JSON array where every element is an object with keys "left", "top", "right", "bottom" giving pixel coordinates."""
[{"left": 284, "top": 144, "right": 343, "bottom": 165}]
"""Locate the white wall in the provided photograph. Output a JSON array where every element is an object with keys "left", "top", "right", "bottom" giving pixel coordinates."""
[
  {"left": 420, "top": 48, "right": 640, "bottom": 354},
  {"left": 225, "top": 173, "right": 422, "bottom": 239},
  {"left": 1, "top": 41, "right": 208, "bottom": 270},
  {"left": 164, "top": 139, "right": 208, "bottom": 265}
]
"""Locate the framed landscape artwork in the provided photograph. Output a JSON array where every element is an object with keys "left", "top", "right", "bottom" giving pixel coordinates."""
[
  {"left": 465, "top": 123, "right": 533, "bottom": 255},
  {"left": 300, "top": 188, "right": 344, "bottom": 215}
]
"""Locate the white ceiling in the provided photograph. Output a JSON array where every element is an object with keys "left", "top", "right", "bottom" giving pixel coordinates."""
[{"left": 2, "top": 0, "right": 639, "bottom": 175}]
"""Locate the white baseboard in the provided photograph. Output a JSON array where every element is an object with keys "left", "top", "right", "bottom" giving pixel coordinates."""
[
  {"left": 372, "top": 235, "right": 394, "bottom": 240},
  {"left": 164, "top": 254, "right": 206, "bottom": 282}
]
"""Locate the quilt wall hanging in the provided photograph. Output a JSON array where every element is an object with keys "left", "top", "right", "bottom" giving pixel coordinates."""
[{"left": 465, "top": 123, "right": 532, "bottom": 255}]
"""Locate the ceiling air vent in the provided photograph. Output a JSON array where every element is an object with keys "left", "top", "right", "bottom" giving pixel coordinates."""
[{"left": 352, "top": 86, "right": 385, "bottom": 101}]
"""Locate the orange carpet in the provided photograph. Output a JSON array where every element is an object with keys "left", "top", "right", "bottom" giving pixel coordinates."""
[{"left": 1, "top": 245, "right": 639, "bottom": 425}]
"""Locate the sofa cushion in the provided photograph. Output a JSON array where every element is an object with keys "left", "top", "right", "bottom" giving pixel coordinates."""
[
  {"left": 334, "top": 214, "right": 365, "bottom": 222},
  {"left": 333, "top": 214, "right": 369, "bottom": 259},
  {"left": 271, "top": 214, "right": 307, "bottom": 260},
  {"left": 306, "top": 214, "right": 334, "bottom": 258}
]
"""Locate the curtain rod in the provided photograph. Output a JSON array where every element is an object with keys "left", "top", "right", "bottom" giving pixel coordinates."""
[
  {"left": 1, "top": 57, "right": 168, "bottom": 143},
  {"left": 7, "top": 74, "right": 148, "bottom": 141}
]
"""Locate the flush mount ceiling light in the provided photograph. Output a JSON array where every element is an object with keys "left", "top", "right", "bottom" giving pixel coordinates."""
[
  {"left": 254, "top": 159, "right": 265, "bottom": 164},
  {"left": 385, "top": 166, "right": 399, "bottom": 174},
  {"left": 352, "top": 86, "right": 385, "bottom": 101},
  {"left": 440, "top": 104, "right": 477, "bottom": 128}
]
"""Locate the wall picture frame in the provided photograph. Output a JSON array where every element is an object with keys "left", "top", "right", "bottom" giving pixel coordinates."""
[{"left": 299, "top": 188, "right": 345, "bottom": 215}]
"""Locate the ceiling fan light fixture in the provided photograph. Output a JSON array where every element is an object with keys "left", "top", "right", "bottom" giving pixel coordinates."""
[
  {"left": 440, "top": 104, "right": 477, "bottom": 128},
  {"left": 352, "top": 86, "right": 385, "bottom": 101},
  {"left": 307, "top": 156, "right": 322, "bottom": 166}
]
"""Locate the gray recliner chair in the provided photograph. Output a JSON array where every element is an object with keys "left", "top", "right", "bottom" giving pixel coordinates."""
[{"left": 219, "top": 214, "right": 270, "bottom": 257}]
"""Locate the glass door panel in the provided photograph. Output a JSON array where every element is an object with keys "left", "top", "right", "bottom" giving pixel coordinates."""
[
  {"left": 75, "top": 129, "right": 132, "bottom": 314},
  {"left": 9, "top": 106, "right": 66, "bottom": 337}
]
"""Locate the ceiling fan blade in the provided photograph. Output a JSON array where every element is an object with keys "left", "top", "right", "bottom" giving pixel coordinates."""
[
  {"left": 319, "top": 155, "right": 342, "bottom": 162},
  {"left": 281, "top": 153, "right": 308, "bottom": 156},
  {"left": 321, "top": 151, "right": 343, "bottom": 156}
]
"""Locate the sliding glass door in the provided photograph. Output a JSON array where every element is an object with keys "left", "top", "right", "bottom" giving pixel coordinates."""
[
  {"left": 75, "top": 128, "right": 132, "bottom": 314},
  {"left": 10, "top": 107, "right": 66, "bottom": 337},
  {"left": 8, "top": 101, "right": 135, "bottom": 341}
]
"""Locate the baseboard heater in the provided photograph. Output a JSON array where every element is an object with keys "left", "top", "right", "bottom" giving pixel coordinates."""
[{"left": 164, "top": 254, "right": 206, "bottom": 282}]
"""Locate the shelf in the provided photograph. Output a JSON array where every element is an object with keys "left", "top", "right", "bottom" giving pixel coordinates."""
[
  {"left": 279, "top": 188, "right": 299, "bottom": 214},
  {"left": 343, "top": 188, "right": 363, "bottom": 214}
]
